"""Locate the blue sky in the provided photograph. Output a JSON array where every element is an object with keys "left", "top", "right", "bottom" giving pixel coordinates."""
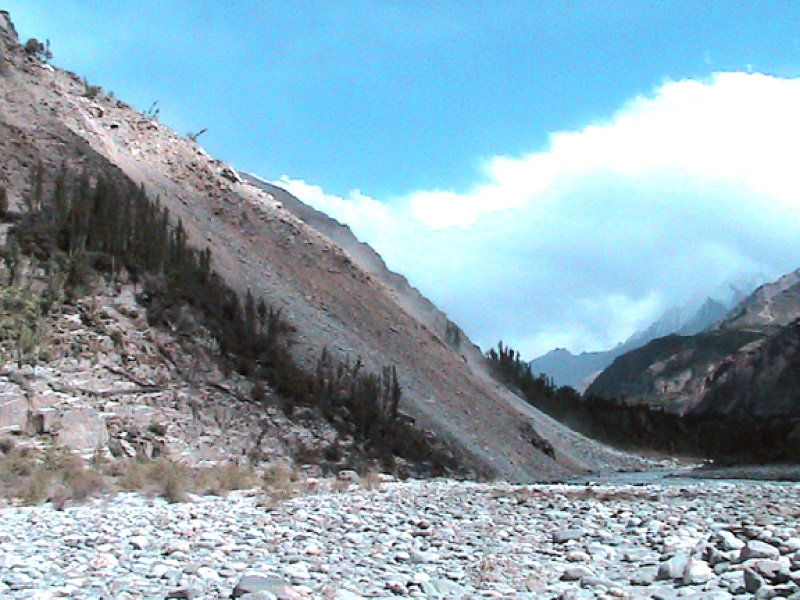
[{"left": 7, "top": 2, "right": 800, "bottom": 357}]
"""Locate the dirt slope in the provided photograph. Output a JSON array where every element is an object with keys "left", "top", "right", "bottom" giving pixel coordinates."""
[{"left": 0, "top": 12, "right": 646, "bottom": 481}]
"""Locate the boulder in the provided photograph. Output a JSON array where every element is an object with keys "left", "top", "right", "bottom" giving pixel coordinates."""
[
  {"left": 0, "top": 386, "right": 27, "bottom": 434},
  {"left": 55, "top": 407, "right": 109, "bottom": 457}
]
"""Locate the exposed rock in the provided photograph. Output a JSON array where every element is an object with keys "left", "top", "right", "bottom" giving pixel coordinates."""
[
  {"left": 0, "top": 387, "right": 27, "bottom": 434},
  {"left": 54, "top": 407, "right": 109, "bottom": 458},
  {"left": 741, "top": 540, "right": 782, "bottom": 561}
]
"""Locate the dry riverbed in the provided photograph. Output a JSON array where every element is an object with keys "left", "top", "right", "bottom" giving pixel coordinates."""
[{"left": 1, "top": 477, "right": 799, "bottom": 599}]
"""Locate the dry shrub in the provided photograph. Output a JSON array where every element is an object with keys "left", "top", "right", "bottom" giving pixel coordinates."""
[
  {"left": 111, "top": 458, "right": 151, "bottom": 491},
  {"left": 151, "top": 459, "right": 189, "bottom": 503},
  {"left": 0, "top": 445, "right": 107, "bottom": 506},
  {"left": 111, "top": 458, "right": 188, "bottom": 502},
  {"left": 204, "top": 462, "right": 256, "bottom": 496},
  {"left": 358, "top": 467, "right": 383, "bottom": 491},
  {"left": 260, "top": 463, "right": 300, "bottom": 503}
]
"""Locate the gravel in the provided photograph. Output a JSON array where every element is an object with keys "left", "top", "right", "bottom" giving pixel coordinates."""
[{"left": 1, "top": 477, "right": 799, "bottom": 599}]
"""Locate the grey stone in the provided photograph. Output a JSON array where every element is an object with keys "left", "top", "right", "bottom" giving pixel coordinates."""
[
  {"left": 553, "top": 528, "right": 585, "bottom": 543},
  {"left": 561, "top": 565, "right": 593, "bottom": 581},
  {"left": 165, "top": 589, "right": 203, "bottom": 599},
  {"left": 745, "top": 559, "right": 791, "bottom": 584},
  {"left": 657, "top": 554, "right": 690, "bottom": 581},
  {"left": 741, "top": 540, "right": 781, "bottom": 561},
  {"left": 717, "top": 531, "right": 746, "bottom": 551},
  {"left": 630, "top": 568, "right": 657, "bottom": 586},
  {"left": 334, "top": 592, "right": 365, "bottom": 600},
  {"left": 745, "top": 568, "right": 766, "bottom": 594},
  {"left": 232, "top": 575, "right": 302, "bottom": 599},
  {"left": 683, "top": 558, "right": 715, "bottom": 585}
]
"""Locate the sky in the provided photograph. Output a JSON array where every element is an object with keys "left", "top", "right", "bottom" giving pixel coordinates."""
[{"left": 7, "top": 1, "right": 800, "bottom": 358}]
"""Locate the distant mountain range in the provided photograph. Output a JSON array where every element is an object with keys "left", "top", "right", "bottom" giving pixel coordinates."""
[
  {"left": 531, "top": 280, "right": 761, "bottom": 390},
  {"left": 586, "top": 267, "right": 800, "bottom": 416}
]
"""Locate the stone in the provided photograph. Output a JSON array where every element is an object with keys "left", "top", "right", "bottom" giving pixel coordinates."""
[
  {"left": 335, "top": 591, "right": 365, "bottom": 600},
  {"left": 746, "top": 559, "right": 791, "bottom": 584},
  {"left": 88, "top": 552, "right": 119, "bottom": 570},
  {"left": 561, "top": 565, "right": 593, "bottom": 581},
  {"left": 741, "top": 540, "right": 781, "bottom": 561},
  {"left": 744, "top": 568, "right": 766, "bottom": 594},
  {"left": 553, "top": 528, "right": 585, "bottom": 543},
  {"left": 566, "top": 550, "right": 591, "bottom": 562},
  {"left": 232, "top": 575, "right": 302, "bottom": 599},
  {"left": 717, "top": 531, "right": 745, "bottom": 551},
  {"left": 630, "top": 568, "right": 657, "bottom": 586},
  {"left": 337, "top": 470, "right": 359, "bottom": 482},
  {"left": 657, "top": 554, "right": 689, "bottom": 581},
  {"left": 165, "top": 589, "right": 203, "bottom": 599},
  {"left": 683, "top": 558, "right": 715, "bottom": 585},
  {"left": 130, "top": 535, "right": 149, "bottom": 550}
]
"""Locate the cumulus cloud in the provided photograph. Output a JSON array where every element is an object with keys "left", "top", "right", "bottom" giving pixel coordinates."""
[{"left": 276, "top": 72, "right": 800, "bottom": 358}]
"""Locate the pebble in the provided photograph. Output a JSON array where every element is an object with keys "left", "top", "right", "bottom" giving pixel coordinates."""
[{"left": 0, "top": 479, "right": 798, "bottom": 599}]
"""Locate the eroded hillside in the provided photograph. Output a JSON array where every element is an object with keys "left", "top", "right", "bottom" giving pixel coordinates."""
[{"left": 0, "top": 11, "right": 647, "bottom": 481}]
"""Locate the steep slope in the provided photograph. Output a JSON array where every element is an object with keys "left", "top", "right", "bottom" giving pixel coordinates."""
[{"left": 0, "top": 12, "right": 644, "bottom": 481}]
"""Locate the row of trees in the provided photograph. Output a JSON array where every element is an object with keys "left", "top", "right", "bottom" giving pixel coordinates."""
[
  {"left": 6, "top": 167, "right": 459, "bottom": 475},
  {"left": 486, "top": 341, "right": 800, "bottom": 462}
]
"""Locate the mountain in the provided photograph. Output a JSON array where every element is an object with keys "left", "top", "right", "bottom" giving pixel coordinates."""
[
  {"left": 583, "top": 268, "right": 800, "bottom": 459},
  {"left": 531, "top": 281, "right": 756, "bottom": 390},
  {"left": 529, "top": 347, "right": 618, "bottom": 391},
  {"left": 587, "top": 268, "right": 800, "bottom": 412},
  {"left": 0, "top": 11, "right": 645, "bottom": 482}
]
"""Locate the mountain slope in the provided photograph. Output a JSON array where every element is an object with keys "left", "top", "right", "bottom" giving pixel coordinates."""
[
  {"left": 585, "top": 268, "right": 800, "bottom": 436},
  {"left": 0, "top": 12, "right": 646, "bottom": 481}
]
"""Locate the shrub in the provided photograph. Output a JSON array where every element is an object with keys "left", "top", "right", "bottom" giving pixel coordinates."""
[{"left": 23, "top": 38, "right": 51, "bottom": 61}]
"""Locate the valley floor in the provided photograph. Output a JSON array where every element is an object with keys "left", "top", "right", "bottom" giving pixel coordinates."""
[{"left": 2, "top": 477, "right": 800, "bottom": 599}]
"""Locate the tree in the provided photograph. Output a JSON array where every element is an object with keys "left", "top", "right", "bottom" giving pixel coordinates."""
[{"left": 24, "top": 38, "right": 52, "bottom": 62}]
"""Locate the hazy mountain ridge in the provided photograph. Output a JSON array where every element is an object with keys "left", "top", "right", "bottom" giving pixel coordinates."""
[
  {"left": 531, "top": 281, "right": 755, "bottom": 390},
  {"left": 586, "top": 267, "right": 800, "bottom": 418},
  {"left": 0, "top": 11, "right": 649, "bottom": 481}
]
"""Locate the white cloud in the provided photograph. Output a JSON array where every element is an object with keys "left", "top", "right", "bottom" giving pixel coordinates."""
[{"left": 276, "top": 72, "right": 800, "bottom": 358}]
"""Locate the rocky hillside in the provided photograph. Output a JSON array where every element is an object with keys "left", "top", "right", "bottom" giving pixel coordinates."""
[
  {"left": 581, "top": 268, "right": 800, "bottom": 459},
  {"left": 586, "top": 268, "right": 800, "bottom": 414},
  {"left": 0, "top": 10, "right": 647, "bottom": 481}
]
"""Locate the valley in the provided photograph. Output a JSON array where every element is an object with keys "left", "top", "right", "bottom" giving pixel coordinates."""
[{"left": 1, "top": 8, "right": 800, "bottom": 600}]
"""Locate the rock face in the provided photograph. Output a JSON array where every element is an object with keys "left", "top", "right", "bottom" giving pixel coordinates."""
[
  {"left": 0, "top": 11, "right": 646, "bottom": 480},
  {"left": 0, "top": 284, "right": 351, "bottom": 470}
]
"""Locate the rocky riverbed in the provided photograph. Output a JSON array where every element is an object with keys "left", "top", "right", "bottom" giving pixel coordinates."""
[{"left": 1, "top": 477, "right": 799, "bottom": 599}]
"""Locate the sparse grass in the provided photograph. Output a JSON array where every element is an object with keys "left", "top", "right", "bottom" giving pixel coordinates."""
[
  {"left": 200, "top": 461, "right": 257, "bottom": 496},
  {"left": 152, "top": 459, "right": 189, "bottom": 503},
  {"left": 358, "top": 467, "right": 384, "bottom": 491},
  {"left": 259, "top": 462, "right": 301, "bottom": 504},
  {"left": 0, "top": 444, "right": 107, "bottom": 507},
  {"left": 111, "top": 457, "right": 259, "bottom": 502},
  {"left": 0, "top": 445, "right": 323, "bottom": 508}
]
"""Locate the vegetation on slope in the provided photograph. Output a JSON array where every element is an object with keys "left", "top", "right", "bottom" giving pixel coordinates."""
[
  {"left": 487, "top": 341, "right": 800, "bottom": 463},
  {"left": 1, "top": 168, "right": 461, "bottom": 477}
]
